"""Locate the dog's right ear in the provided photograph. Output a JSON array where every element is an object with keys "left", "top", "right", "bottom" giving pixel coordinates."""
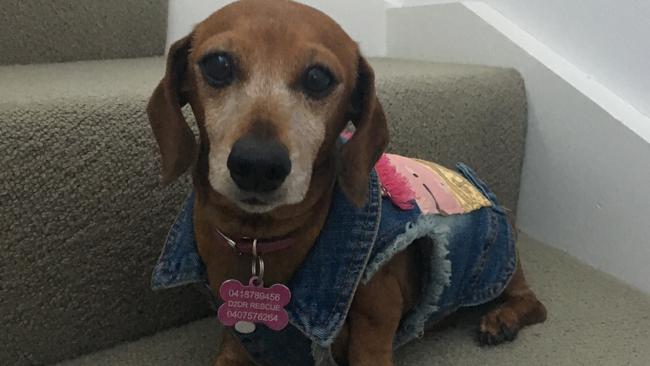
[
  {"left": 338, "top": 56, "right": 389, "bottom": 207},
  {"left": 147, "top": 35, "right": 197, "bottom": 184}
]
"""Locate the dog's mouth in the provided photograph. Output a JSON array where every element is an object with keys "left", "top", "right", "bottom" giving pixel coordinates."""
[
  {"left": 241, "top": 197, "right": 267, "bottom": 206},
  {"left": 232, "top": 190, "right": 287, "bottom": 213}
]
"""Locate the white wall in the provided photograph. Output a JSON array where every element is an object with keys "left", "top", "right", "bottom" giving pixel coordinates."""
[
  {"left": 167, "top": 0, "right": 388, "bottom": 56},
  {"left": 483, "top": 0, "right": 650, "bottom": 119},
  {"left": 399, "top": 0, "right": 650, "bottom": 119},
  {"left": 388, "top": 2, "right": 650, "bottom": 293}
]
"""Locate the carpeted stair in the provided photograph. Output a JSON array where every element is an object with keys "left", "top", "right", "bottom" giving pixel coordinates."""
[
  {"left": 1, "top": 56, "right": 527, "bottom": 365},
  {"left": 0, "top": 0, "right": 167, "bottom": 65}
]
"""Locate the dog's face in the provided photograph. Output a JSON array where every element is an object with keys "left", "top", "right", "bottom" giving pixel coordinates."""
[
  {"left": 190, "top": 1, "right": 355, "bottom": 213},
  {"left": 148, "top": 0, "right": 388, "bottom": 213}
]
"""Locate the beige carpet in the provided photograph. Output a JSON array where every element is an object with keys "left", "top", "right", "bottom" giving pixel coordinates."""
[
  {"left": 0, "top": 0, "right": 167, "bottom": 65},
  {"left": 56, "top": 234, "right": 650, "bottom": 366},
  {"left": 1, "top": 57, "right": 527, "bottom": 365}
]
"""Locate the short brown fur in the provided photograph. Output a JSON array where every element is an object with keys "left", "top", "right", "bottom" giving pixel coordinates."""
[{"left": 147, "top": 1, "right": 546, "bottom": 365}]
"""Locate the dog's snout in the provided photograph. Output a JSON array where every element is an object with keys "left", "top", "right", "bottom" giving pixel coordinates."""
[{"left": 227, "top": 136, "right": 291, "bottom": 193}]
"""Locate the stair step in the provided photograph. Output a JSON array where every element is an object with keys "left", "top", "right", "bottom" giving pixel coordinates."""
[
  {"left": 0, "top": 0, "right": 167, "bottom": 65},
  {"left": 1, "top": 57, "right": 526, "bottom": 365},
  {"left": 55, "top": 235, "right": 650, "bottom": 366}
]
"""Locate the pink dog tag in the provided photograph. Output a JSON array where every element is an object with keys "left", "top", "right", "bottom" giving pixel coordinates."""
[{"left": 218, "top": 278, "right": 292, "bottom": 333}]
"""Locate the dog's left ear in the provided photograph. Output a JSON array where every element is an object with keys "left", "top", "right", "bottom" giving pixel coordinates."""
[
  {"left": 339, "top": 56, "right": 389, "bottom": 207},
  {"left": 147, "top": 35, "right": 197, "bottom": 184}
]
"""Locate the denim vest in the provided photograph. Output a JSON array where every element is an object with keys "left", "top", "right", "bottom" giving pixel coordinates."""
[{"left": 151, "top": 162, "right": 516, "bottom": 366}]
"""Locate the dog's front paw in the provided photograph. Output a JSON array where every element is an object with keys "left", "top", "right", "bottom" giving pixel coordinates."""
[{"left": 477, "top": 308, "right": 520, "bottom": 346}]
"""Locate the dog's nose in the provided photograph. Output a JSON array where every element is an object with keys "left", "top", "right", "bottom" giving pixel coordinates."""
[{"left": 227, "top": 136, "right": 291, "bottom": 193}]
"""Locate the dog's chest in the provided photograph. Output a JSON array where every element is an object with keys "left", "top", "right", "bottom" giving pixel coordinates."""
[{"left": 151, "top": 155, "right": 517, "bottom": 366}]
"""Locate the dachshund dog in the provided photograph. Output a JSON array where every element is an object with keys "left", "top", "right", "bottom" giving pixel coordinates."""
[{"left": 147, "top": 1, "right": 546, "bottom": 365}]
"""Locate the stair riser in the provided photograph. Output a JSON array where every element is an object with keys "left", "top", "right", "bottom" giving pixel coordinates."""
[{"left": 0, "top": 0, "right": 167, "bottom": 65}]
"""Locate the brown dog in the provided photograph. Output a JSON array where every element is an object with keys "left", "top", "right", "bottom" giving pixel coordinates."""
[{"left": 147, "top": 1, "right": 546, "bottom": 365}]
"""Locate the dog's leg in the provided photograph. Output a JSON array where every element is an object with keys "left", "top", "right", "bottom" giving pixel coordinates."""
[
  {"left": 347, "top": 251, "right": 413, "bottom": 366},
  {"left": 477, "top": 256, "right": 547, "bottom": 346},
  {"left": 213, "top": 330, "right": 252, "bottom": 366}
]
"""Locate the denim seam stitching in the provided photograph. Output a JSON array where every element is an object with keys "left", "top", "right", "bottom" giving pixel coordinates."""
[{"left": 318, "top": 174, "right": 382, "bottom": 346}]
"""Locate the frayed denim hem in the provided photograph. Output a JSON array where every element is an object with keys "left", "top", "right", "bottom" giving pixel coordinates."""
[{"left": 360, "top": 214, "right": 454, "bottom": 349}]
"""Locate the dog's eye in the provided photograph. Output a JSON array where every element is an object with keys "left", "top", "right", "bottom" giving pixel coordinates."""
[
  {"left": 302, "top": 66, "right": 335, "bottom": 98},
  {"left": 200, "top": 53, "right": 235, "bottom": 88}
]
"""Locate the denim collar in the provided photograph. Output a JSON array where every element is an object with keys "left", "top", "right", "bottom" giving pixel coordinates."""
[
  {"left": 151, "top": 172, "right": 382, "bottom": 347},
  {"left": 286, "top": 171, "right": 382, "bottom": 346}
]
